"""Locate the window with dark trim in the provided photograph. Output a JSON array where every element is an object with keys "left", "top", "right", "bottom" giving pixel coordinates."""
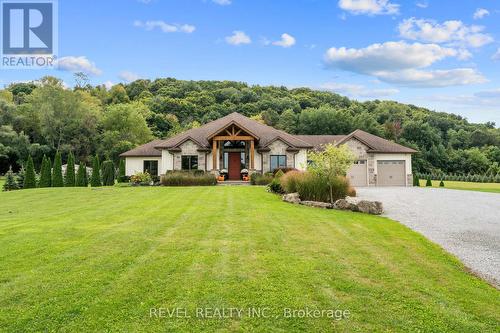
[
  {"left": 143, "top": 160, "right": 158, "bottom": 176},
  {"left": 181, "top": 155, "right": 198, "bottom": 170},
  {"left": 270, "top": 155, "right": 286, "bottom": 171}
]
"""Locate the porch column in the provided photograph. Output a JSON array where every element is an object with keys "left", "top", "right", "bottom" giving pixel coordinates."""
[
  {"left": 212, "top": 140, "right": 217, "bottom": 171},
  {"left": 250, "top": 139, "right": 255, "bottom": 170}
]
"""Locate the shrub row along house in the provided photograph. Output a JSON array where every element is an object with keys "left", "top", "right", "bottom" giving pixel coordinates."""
[{"left": 120, "top": 112, "right": 417, "bottom": 186}]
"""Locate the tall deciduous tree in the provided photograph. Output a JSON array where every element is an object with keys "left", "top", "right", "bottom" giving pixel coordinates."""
[
  {"left": 65, "top": 152, "right": 76, "bottom": 187},
  {"left": 23, "top": 156, "right": 36, "bottom": 189},
  {"left": 52, "top": 151, "right": 63, "bottom": 187}
]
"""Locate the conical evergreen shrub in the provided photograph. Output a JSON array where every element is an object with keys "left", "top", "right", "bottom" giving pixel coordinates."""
[
  {"left": 65, "top": 152, "right": 76, "bottom": 187},
  {"left": 425, "top": 177, "right": 432, "bottom": 187},
  {"left": 118, "top": 159, "right": 126, "bottom": 182},
  {"left": 39, "top": 155, "right": 52, "bottom": 187},
  {"left": 52, "top": 151, "right": 64, "bottom": 187},
  {"left": 3, "top": 167, "right": 18, "bottom": 191},
  {"left": 439, "top": 180, "right": 445, "bottom": 187},
  {"left": 24, "top": 156, "right": 37, "bottom": 189},
  {"left": 90, "top": 155, "right": 101, "bottom": 187},
  {"left": 102, "top": 160, "right": 115, "bottom": 186},
  {"left": 413, "top": 174, "right": 420, "bottom": 186},
  {"left": 16, "top": 166, "right": 25, "bottom": 189},
  {"left": 76, "top": 163, "right": 86, "bottom": 187}
]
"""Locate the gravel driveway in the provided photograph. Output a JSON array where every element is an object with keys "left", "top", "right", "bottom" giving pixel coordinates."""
[{"left": 357, "top": 187, "right": 500, "bottom": 288}]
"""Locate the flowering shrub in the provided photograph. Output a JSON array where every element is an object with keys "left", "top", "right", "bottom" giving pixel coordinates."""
[{"left": 130, "top": 172, "right": 152, "bottom": 185}]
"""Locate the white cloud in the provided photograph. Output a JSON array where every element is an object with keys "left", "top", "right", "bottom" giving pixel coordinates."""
[
  {"left": 492, "top": 48, "right": 500, "bottom": 61},
  {"left": 415, "top": 1, "right": 428, "bottom": 8},
  {"left": 225, "top": 31, "right": 251, "bottom": 45},
  {"left": 56, "top": 56, "right": 102, "bottom": 76},
  {"left": 103, "top": 81, "right": 114, "bottom": 90},
  {"left": 212, "top": 0, "right": 231, "bottom": 5},
  {"left": 324, "top": 41, "right": 459, "bottom": 73},
  {"left": 373, "top": 68, "right": 487, "bottom": 87},
  {"left": 338, "top": 0, "right": 400, "bottom": 15},
  {"left": 118, "top": 71, "right": 142, "bottom": 83},
  {"left": 398, "top": 18, "right": 493, "bottom": 48},
  {"left": 320, "top": 82, "right": 399, "bottom": 97},
  {"left": 323, "top": 41, "right": 486, "bottom": 87},
  {"left": 271, "top": 33, "right": 296, "bottom": 48},
  {"left": 473, "top": 8, "right": 489, "bottom": 20},
  {"left": 134, "top": 20, "right": 195, "bottom": 33}
]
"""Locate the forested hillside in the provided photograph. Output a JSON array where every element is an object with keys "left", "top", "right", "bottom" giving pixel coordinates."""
[{"left": 1, "top": 76, "right": 499, "bottom": 175}]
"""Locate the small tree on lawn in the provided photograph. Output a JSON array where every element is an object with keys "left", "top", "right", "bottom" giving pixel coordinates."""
[
  {"left": 425, "top": 176, "right": 432, "bottom": 187},
  {"left": 307, "top": 143, "right": 355, "bottom": 205},
  {"left": 65, "top": 152, "right": 76, "bottom": 187},
  {"left": 3, "top": 166, "right": 18, "bottom": 191},
  {"left": 90, "top": 155, "right": 101, "bottom": 187},
  {"left": 76, "top": 163, "right": 88, "bottom": 187},
  {"left": 118, "top": 159, "right": 126, "bottom": 182},
  {"left": 24, "top": 156, "right": 37, "bottom": 189},
  {"left": 52, "top": 151, "right": 64, "bottom": 187},
  {"left": 39, "top": 155, "right": 52, "bottom": 188},
  {"left": 102, "top": 160, "right": 115, "bottom": 186},
  {"left": 16, "top": 166, "right": 25, "bottom": 189}
]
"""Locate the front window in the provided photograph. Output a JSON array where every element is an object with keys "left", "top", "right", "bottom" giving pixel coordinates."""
[
  {"left": 143, "top": 160, "right": 158, "bottom": 176},
  {"left": 270, "top": 155, "right": 286, "bottom": 171},
  {"left": 181, "top": 155, "right": 198, "bottom": 170}
]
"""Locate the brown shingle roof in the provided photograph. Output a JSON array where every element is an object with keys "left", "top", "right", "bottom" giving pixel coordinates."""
[
  {"left": 294, "top": 135, "right": 346, "bottom": 150},
  {"left": 338, "top": 130, "right": 418, "bottom": 153},
  {"left": 154, "top": 112, "right": 313, "bottom": 149},
  {"left": 120, "top": 113, "right": 417, "bottom": 157},
  {"left": 119, "top": 139, "right": 163, "bottom": 157}
]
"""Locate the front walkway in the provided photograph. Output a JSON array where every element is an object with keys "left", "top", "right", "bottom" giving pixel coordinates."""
[{"left": 357, "top": 187, "right": 500, "bottom": 288}]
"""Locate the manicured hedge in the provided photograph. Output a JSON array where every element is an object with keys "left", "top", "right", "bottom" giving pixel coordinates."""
[
  {"left": 161, "top": 171, "right": 217, "bottom": 186},
  {"left": 416, "top": 172, "right": 500, "bottom": 183},
  {"left": 250, "top": 172, "right": 273, "bottom": 185}
]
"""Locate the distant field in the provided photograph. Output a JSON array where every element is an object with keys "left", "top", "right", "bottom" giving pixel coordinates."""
[{"left": 418, "top": 179, "right": 500, "bottom": 193}]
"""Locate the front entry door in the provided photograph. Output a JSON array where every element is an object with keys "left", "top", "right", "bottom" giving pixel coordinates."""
[{"left": 228, "top": 152, "right": 241, "bottom": 180}]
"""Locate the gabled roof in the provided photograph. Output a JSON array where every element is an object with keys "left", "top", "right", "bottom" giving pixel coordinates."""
[
  {"left": 337, "top": 129, "right": 418, "bottom": 153},
  {"left": 120, "top": 113, "right": 417, "bottom": 157},
  {"left": 154, "top": 112, "right": 313, "bottom": 149},
  {"left": 119, "top": 139, "right": 163, "bottom": 157}
]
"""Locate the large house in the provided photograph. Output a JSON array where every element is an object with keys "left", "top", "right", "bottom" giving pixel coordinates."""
[{"left": 120, "top": 112, "right": 417, "bottom": 186}]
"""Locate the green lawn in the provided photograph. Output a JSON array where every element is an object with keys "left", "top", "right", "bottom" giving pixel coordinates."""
[
  {"left": 419, "top": 179, "right": 500, "bottom": 193},
  {"left": 0, "top": 187, "right": 498, "bottom": 332}
]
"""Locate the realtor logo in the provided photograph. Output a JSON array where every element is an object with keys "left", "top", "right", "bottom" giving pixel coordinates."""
[{"left": 1, "top": 0, "right": 57, "bottom": 68}]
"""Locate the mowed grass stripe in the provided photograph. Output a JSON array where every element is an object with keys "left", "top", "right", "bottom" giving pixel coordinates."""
[{"left": 0, "top": 186, "right": 498, "bottom": 332}]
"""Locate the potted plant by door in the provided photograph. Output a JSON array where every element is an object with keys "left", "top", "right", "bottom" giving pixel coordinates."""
[
  {"left": 219, "top": 169, "right": 228, "bottom": 181},
  {"left": 241, "top": 168, "right": 249, "bottom": 181}
]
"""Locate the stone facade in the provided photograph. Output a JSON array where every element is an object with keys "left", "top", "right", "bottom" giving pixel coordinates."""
[
  {"left": 344, "top": 138, "right": 377, "bottom": 186},
  {"left": 173, "top": 140, "right": 206, "bottom": 171},
  {"left": 261, "top": 139, "right": 295, "bottom": 173}
]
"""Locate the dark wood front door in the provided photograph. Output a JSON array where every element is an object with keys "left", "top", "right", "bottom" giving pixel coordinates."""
[{"left": 228, "top": 152, "right": 241, "bottom": 180}]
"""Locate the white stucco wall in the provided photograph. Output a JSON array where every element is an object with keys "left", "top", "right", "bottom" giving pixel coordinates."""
[
  {"left": 161, "top": 150, "right": 173, "bottom": 174},
  {"left": 125, "top": 157, "right": 161, "bottom": 176}
]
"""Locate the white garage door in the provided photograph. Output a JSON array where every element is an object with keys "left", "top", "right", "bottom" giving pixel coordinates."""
[
  {"left": 377, "top": 160, "right": 406, "bottom": 186},
  {"left": 347, "top": 160, "right": 367, "bottom": 187}
]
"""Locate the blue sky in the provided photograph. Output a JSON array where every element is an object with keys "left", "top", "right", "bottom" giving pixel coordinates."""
[{"left": 1, "top": 0, "right": 500, "bottom": 125}]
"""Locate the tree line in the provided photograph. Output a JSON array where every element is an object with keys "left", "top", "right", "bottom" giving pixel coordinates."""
[{"left": 1, "top": 75, "right": 499, "bottom": 176}]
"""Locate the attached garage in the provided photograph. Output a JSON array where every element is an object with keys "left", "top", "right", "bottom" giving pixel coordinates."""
[
  {"left": 347, "top": 160, "right": 368, "bottom": 187},
  {"left": 377, "top": 160, "right": 406, "bottom": 186}
]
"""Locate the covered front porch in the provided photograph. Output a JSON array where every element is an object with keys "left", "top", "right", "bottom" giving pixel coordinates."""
[{"left": 210, "top": 123, "right": 257, "bottom": 181}]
